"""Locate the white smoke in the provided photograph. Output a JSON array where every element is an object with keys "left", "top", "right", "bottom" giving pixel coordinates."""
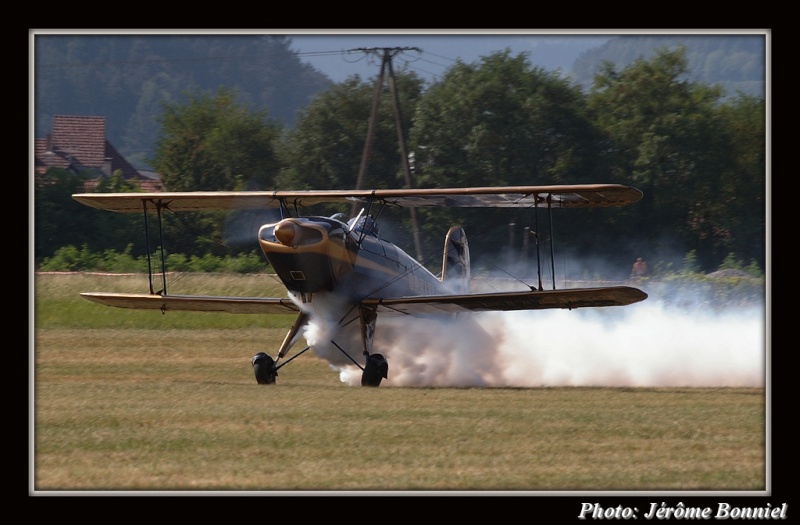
[
  {"left": 496, "top": 301, "right": 764, "bottom": 387},
  {"left": 296, "top": 292, "right": 765, "bottom": 388}
]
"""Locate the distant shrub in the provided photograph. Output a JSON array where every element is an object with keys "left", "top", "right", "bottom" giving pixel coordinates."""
[
  {"left": 99, "top": 244, "right": 142, "bottom": 273},
  {"left": 39, "top": 244, "right": 102, "bottom": 272},
  {"left": 718, "top": 252, "right": 764, "bottom": 278},
  {"left": 164, "top": 252, "right": 190, "bottom": 272},
  {"left": 219, "top": 251, "right": 267, "bottom": 273},
  {"left": 186, "top": 253, "right": 222, "bottom": 272},
  {"left": 36, "top": 245, "right": 270, "bottom": 274}
]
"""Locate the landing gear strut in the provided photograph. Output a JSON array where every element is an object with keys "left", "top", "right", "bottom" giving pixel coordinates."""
[
  {"left": 358, "top": 305, "right": 387, "bottom": 386},
  {"left": 252, "top": 311, "right": 310, "bottom": 385},
  {"left": 251, "top": 307, "right": 391, "bottom": 386}
]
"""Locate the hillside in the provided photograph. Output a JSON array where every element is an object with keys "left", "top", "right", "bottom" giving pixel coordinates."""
[
  {"left": 571, "top": 34, "right": 766, "bottom": 99},
  {"left": 33, "top": 34, "right": 333, "bottom": 170},
  {"left": 32, "top": 33, "right": 766, "bottom": 171}
]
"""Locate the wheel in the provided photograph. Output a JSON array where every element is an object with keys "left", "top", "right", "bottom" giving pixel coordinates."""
[
  {"left": 252, "top": 352, "right": 277, "bottom": 384},
  {"left": 361, "top": 353, "right": 388, "bottom": 387}
]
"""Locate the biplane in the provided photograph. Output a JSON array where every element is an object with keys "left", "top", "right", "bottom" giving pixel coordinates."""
[{"left": 72, "top": 185, "right": 648, "bottom": 387}]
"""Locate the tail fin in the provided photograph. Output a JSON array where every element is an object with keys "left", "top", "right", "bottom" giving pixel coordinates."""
[{"left": 441, "top": 226, "right": 470, "bottom": 293}]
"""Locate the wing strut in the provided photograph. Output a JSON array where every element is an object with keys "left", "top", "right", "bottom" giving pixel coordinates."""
[
  {"left": 547, "top": 193, "right": 557, "bottom": 290},
  {"left": 141, "top": 199, "right": 169, "bottom": 296},
  {"left": 531, "top": 194, "right": 557, "bottom": 291},
  {"left": 534, "top": 199, "right": 543, "bottom": 291}
]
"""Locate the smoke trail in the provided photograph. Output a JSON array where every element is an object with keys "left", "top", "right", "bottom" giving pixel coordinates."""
[
  {"left": 495, "top": 300, "right": 764, "bottom": 387},
  {"left": 300, "top": 291, "right": 765, "bottom": 388}
]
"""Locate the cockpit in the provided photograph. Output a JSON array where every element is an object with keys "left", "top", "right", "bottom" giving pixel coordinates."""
[{"left": 347, "top": 215, "right": 380, "bottom": 237}]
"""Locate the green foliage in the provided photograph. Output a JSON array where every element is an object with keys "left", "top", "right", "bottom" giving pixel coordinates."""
[
  {"left": 412, "top": 50, "right": 604, "bottom": 187},
  {"left": 670, "top": 249, "right": 765, "bottom": 280},
  {"left": 98, "top": 245, "right": 145, "bottom": 273},
  {"left": 712, "top": 94, "right": 767, "bottom": 269},
  {"left": 571, "top": 34, "right": 765, "bottom": 100},
  {"left": 647, "top": 274, "right": 764, "bottom": 311},
  {"left": 187, "top": 253, "right": 224, "bottom": 272},
  {"left": 719, "top": 252, "right": 743, "bottom": 271},
  {"left": 277, "top": 72, "right": 425, "bottom": 192},
  {"left": 587, "top": 47, "right": 762, "bottom": 270},
  {"left": 38, "top": 245, "right": 270, "bottom": 274},
  {"left": 35, "top": 168, "right": 151, "bottom": 261},
  {"left": 744, "top": 260, "right": 764, "bottom": 277},
  {"left": 38, "top": 244, "right": 102, "bottom": 272},
  {"left": 220, "top": 251, "right": 268, "bottom": 273},
  {"left": 153, "top": 87, "right": 282, "bottom": 191},
  {"left": 149, "top": 88, "right": 284, "bottom": 258},
  {"left": 95, "top": 169, "right": 139, "bottom": 192},
  {"left": 409, "top": 50, "right": 612, "bottom": 259},
  {"left": 717, "top": 253, "right": 764, "bottom": 278},
  {"left": 164, "top": 252, "right": 189, "bottom": 272},
  {"left": 639, "top": 249, "right": 765, "bottom": 310},
  {"left": 681, "top": 250, "right": 702, "bottom": 275},
  {"left": 37, "top": 42, "right": 766, "bottom": 276},
  {"left": 34, "top": 169, "right": 99, "bottom": 260}
]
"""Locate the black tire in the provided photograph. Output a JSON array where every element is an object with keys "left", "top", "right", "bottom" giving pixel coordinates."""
[
  {"left": 361, "top": 353, "right": 388, "bottom": 387},
  {"left": 252, "top": 352, "right": 277, "bottom": 385}
]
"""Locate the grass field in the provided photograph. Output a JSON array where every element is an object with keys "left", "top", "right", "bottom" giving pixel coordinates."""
[{"left": 31, "top": 272, "right": 767, "bottom": 493}]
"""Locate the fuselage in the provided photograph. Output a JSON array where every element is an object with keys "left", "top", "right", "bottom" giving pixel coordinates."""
[{"left": 258, "top": 216, "right": 443, "bottom": 303}]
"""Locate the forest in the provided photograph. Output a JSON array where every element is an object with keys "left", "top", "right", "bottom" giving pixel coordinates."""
[{"left": 33, "top": 36, "right": 767, "bottom": 280}]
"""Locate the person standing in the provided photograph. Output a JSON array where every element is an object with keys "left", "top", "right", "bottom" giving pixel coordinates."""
[{"left": 630, "top": 257, "right": 650, "bottom": 278}]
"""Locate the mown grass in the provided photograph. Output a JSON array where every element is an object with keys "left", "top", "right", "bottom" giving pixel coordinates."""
[{"left": 32, "top": 273, "right": 766, "bottom": 493}]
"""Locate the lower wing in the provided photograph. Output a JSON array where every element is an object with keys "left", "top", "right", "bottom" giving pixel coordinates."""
[
  {"left": 363, "top": 286, "right": 648, "bottom": 315},
  {"left": 80, "top": 286, "right": 646, "bottom": 316},
  {"left": 80, "top": 292, "right": 301, "bottom": 314}
]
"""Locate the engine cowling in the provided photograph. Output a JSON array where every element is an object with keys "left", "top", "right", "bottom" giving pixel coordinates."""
[{"left": 258, "top": 217, "right": 355, "bottom": 294}]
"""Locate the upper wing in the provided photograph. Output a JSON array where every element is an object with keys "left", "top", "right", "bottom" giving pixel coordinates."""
[
  {"left": 80, "top": 292, "right": 301, "bottom": 314},
  {"left": 363, "top": 286, "right": 648, "bottom": 315},
  {"left": 72, "top": 184, "right": 642, "bottom": 213}
]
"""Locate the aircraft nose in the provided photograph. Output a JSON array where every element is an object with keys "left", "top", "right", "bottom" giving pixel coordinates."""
[{"left": 274, "top": 220, "right": 301, "bottom": 246}]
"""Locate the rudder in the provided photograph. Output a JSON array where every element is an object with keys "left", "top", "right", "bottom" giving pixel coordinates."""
[{"left": 441, "top": 226, "right": 470, "bottom": 293}]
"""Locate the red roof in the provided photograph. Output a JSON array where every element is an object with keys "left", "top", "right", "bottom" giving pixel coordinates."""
[{"left": 35, "top": 115, "right": 161, "bottom": 190}]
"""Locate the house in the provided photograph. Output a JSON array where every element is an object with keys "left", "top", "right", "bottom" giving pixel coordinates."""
[{"left": 34, "top": 115, "right": 162, "bottom": 191}]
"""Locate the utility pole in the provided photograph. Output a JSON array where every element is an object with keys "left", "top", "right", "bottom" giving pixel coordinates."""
[{"left": 351, "top": 47, "right": 424, "bottom": 262}]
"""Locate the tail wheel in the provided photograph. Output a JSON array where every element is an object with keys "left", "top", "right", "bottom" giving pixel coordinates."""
[
  {"left": 361, "top": 353, "right": 388, "bottom": 387},
  {"left": 252, "top": 352, "right": 277, "bottom": 385}
]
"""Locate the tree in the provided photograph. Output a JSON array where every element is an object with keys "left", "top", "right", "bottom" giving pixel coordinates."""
[
  {"left": 34, "top": 169, "right": 146, "bottom": 261},
  {"left": 152, "top": 87, "right": 282, "bottom": 191},
  {"left": 35, "top": 169, "right": 93, "bottom": 261},
  {"left": 276, "top": 70, "right": 426, "bottom": 245},
  {"left": 150, "top": 87, "right": 283, "bottom": 257},
  {"left": 408, "top": 50, "right": 610, "bottom": 266},
  {"left": 713, "top": 94, "right": 766, "bottom": 270},
  {"left": 587, "top": 47, "right": 763, "bottom": 271},
  {"left": 277, "top": 72, "right": 425, "bottom": 192},
  {"left": 411, "top": 50, "right": 607, "bottom": 186}
]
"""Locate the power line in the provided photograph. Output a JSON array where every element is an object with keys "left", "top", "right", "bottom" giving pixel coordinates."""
[{"left": 35, "top": 44, "right": 458, "bottom": 81}]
